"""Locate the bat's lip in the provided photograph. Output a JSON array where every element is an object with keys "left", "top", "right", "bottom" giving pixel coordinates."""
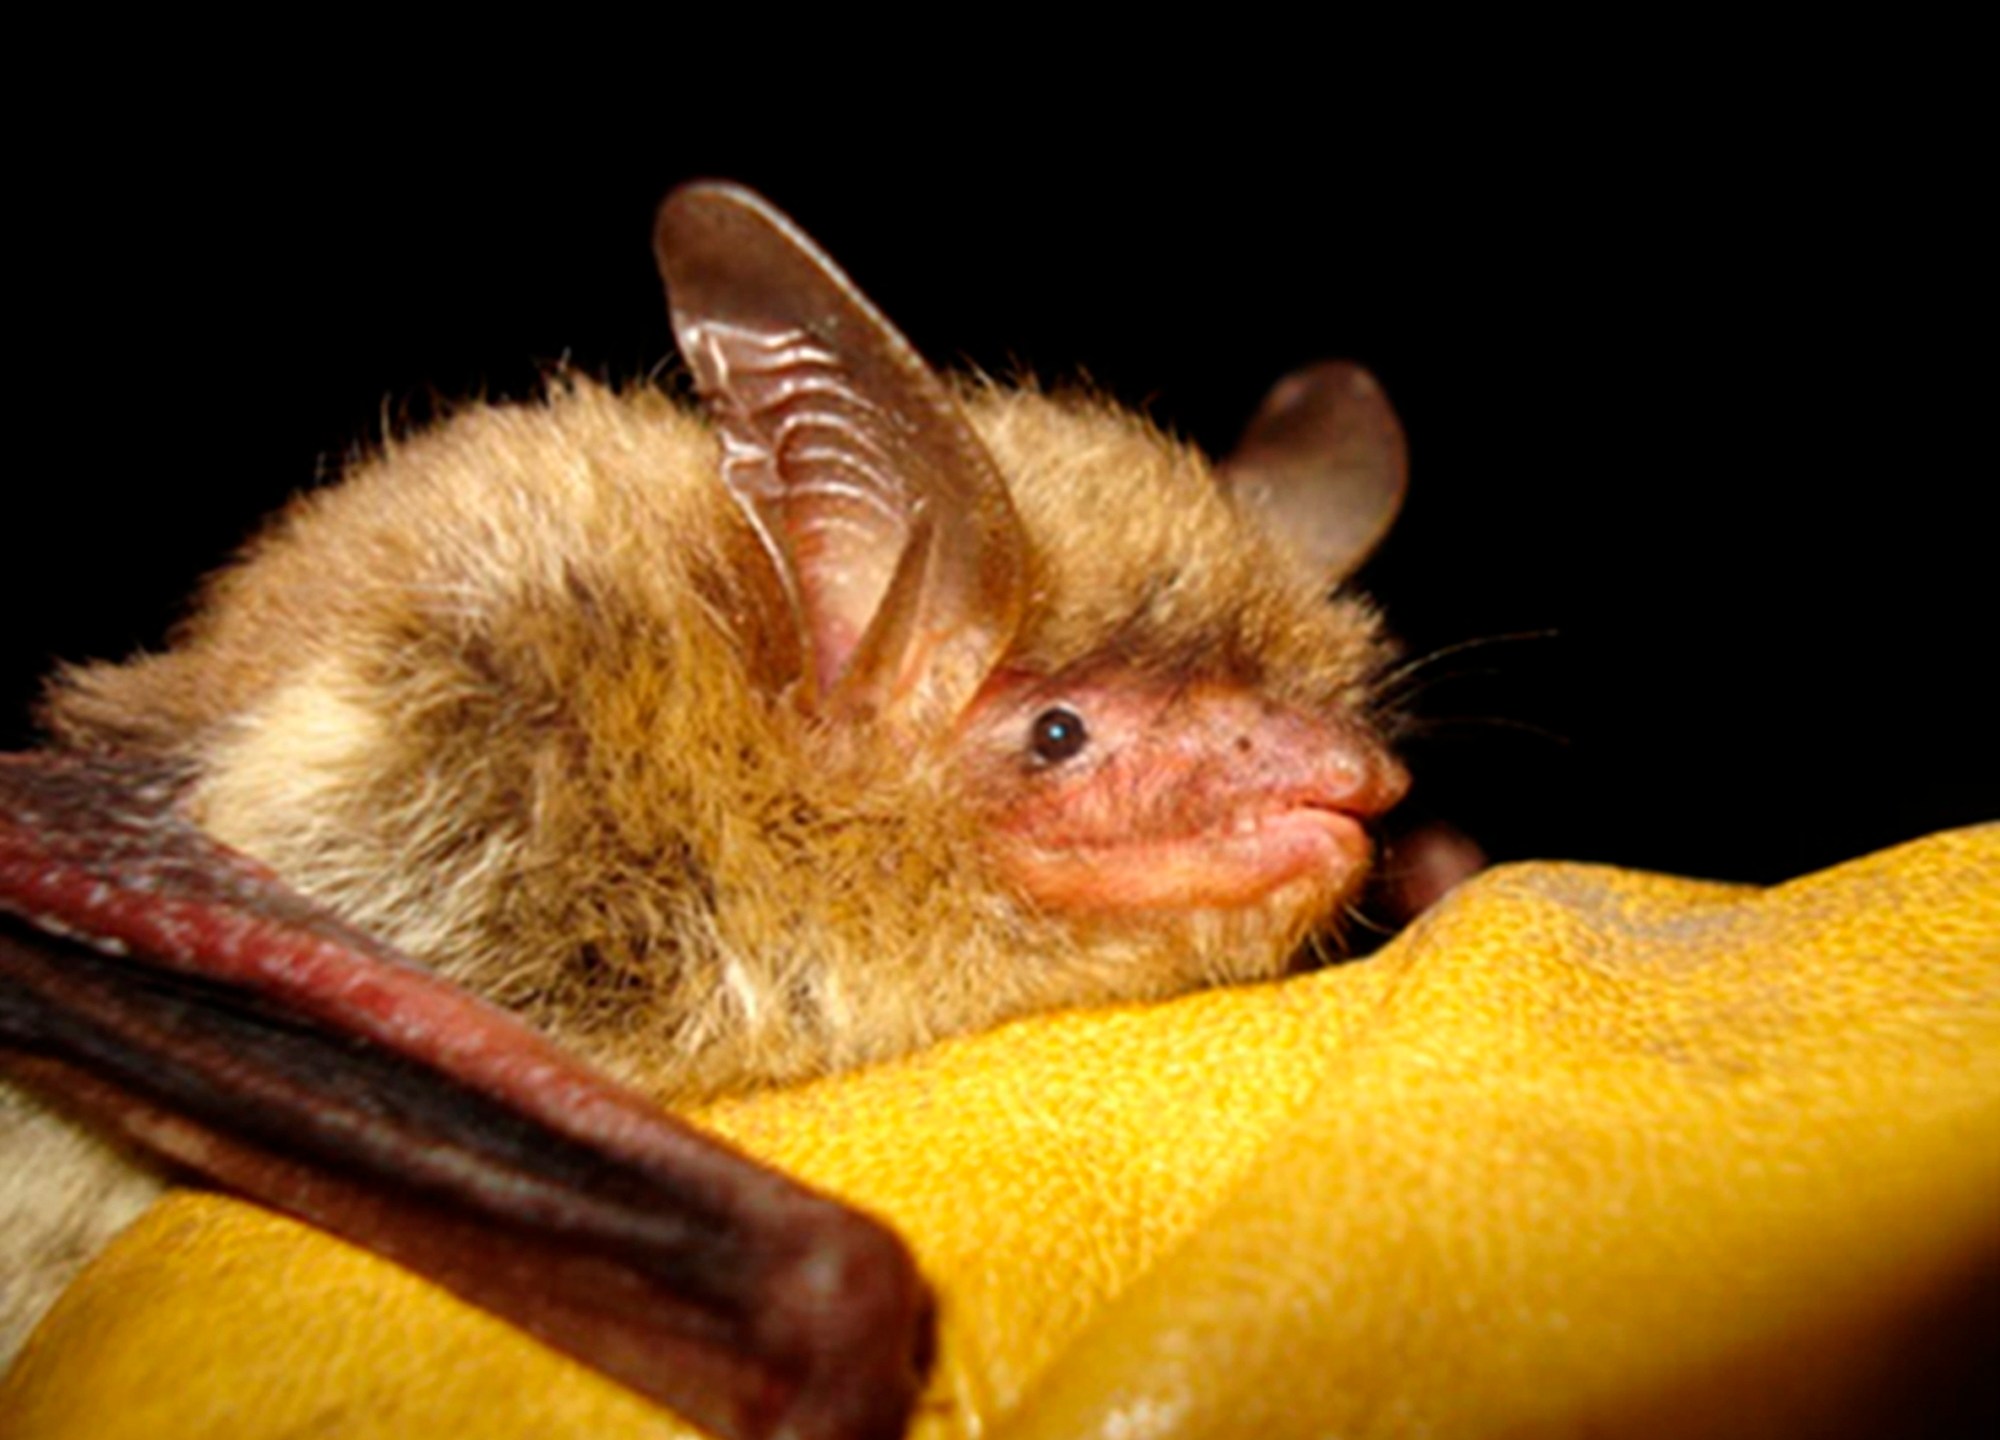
[{"left": 1001, "top": 801, "right": 1377, "bottom": 915}]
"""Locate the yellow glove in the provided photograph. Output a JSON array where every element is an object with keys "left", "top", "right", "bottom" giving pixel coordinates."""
[{"left": 6, "top": 826, "right": 1996, "bottom": 1438}]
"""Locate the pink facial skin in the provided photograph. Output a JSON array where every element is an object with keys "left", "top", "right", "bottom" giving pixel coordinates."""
[{"left": 958, "top": 668, "right": 1406, "bottom": 917}]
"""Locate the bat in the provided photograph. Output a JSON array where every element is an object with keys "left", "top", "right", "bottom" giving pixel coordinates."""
[{"left": 1, "top": 182, "right": 1411, "bottom": 1439}]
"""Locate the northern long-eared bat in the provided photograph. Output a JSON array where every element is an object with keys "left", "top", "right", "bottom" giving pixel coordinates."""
[{"left": 1, "top": 183, "right": 1411, "bottom": 1440}]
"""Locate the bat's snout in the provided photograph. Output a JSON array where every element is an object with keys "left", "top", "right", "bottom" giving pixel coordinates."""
[{"left": 1318, "top": 735, "right": 1409, "bottom": 822}]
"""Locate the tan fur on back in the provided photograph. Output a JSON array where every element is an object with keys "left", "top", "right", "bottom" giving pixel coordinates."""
[{"left": 0, "top": 1089, "right": 162, "bottom": 1359}]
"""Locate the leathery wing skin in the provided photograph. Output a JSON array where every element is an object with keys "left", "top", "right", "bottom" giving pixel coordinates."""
[{"left": 6, "top": 825, "right": 1997, "bottom": 1439}]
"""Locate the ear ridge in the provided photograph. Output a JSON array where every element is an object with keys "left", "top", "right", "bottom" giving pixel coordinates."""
[{"left": 656, "top": 183, "right": 1027, "bottom": 730}]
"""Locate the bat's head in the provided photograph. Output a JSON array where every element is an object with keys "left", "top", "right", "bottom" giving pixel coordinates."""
[
  {"left": 650, "top": 186, "right": 1410, "bottom": 1088},
  {"left": 951, "top": 380, "right": 1405, "bottom": 919}
]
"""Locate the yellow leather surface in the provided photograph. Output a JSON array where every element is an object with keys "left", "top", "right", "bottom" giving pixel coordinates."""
[{"left": 6, "top": 826, "right": 1997, "bottom": 1438}]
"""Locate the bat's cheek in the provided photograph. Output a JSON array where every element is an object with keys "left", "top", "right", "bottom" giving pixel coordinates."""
[{"left": 995, "top": 807, "right": 1375, "bottom": 917}]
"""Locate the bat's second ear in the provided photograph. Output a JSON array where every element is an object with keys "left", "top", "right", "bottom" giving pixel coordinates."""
[{"left": 1216, "top": 361, "right": 1408, "bottom": 585}]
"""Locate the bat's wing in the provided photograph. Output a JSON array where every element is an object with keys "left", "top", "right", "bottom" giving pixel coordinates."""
[{"left": 0, "top": 751, "right": 931, "bottom": 1440}]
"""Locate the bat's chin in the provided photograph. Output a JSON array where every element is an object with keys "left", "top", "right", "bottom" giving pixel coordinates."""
[{"left": 1001, "top": 805, "right": 1377, "bottom": 916}]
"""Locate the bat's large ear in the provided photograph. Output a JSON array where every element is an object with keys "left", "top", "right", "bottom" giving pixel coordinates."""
[
  {"left": 1216, "top": 361, "right": 1408, "bottom": 585},
  {"left": 656, "top": 183, "right": 1028, "bottom": 735}
]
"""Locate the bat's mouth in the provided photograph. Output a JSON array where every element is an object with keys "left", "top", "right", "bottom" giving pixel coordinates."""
[
  {"left": 968, "top": 676, "right": 1409, "bottom": 920},
  {"left": 998, "top": 800, "right": 1382, "bottom": 916}
]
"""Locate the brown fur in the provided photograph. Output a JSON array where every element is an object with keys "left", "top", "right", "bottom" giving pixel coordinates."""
[{"left": 42, "top": 377, "right": 1391, "bottom": 1101}]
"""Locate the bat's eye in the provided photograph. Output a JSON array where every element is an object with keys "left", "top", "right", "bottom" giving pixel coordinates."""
[{"left": 1030, "top": 707, "right": 1089, "bottom": 765}]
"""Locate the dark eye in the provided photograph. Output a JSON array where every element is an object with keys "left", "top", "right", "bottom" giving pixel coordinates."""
[{"left": 1029, "top": 707, "right": 1089, "bottom": 764}]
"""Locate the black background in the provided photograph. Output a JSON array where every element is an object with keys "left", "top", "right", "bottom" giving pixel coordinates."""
[{"left": 6, "top": 86, "right": 1988, "bottom": 889}]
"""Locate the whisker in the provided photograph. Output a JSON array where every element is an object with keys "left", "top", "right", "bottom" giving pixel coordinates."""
[
  {"left": 1378, "top": 664, "right": 1517, "bottom": 710},
  {"left": 1340, "top": 899, "right": 1398, "bottom": 939},
  {"left": 1375, "top": 629, "right": 1560, "bottom": 693}
]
